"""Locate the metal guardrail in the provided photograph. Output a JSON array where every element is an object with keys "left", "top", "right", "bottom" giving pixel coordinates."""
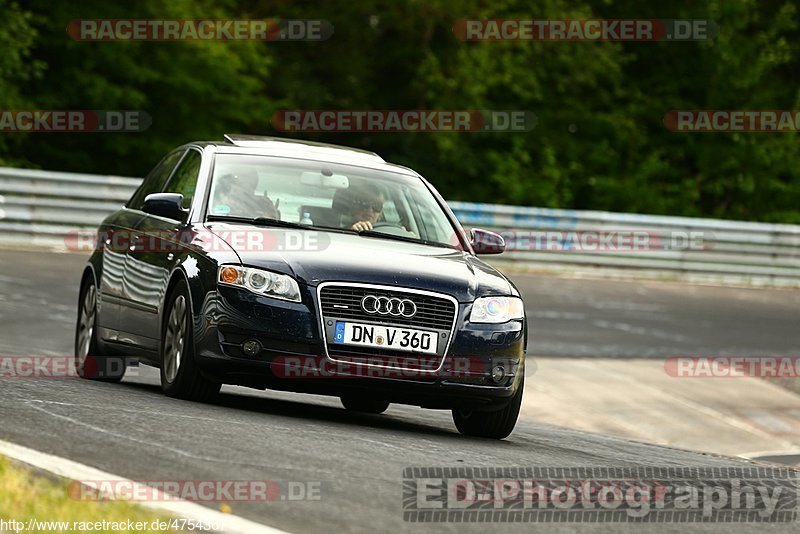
[
  {"left": 448, "top": 202, "right": 800, "bottom": 284},
  {"left": 1, "top": 166, "right": 799, "bottom": 286}
]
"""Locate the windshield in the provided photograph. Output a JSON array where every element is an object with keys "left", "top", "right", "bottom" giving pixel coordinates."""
[{"left": 207, "top": 154, "right": 460, "bottom": 248}]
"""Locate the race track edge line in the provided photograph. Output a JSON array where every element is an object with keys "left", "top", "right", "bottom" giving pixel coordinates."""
[{"left": 0, "top": 438, "right": 291, "bottom": 534}]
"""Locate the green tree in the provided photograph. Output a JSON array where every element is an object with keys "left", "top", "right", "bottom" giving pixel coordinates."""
[
  {"left": 4, "top": 0, "right": 800, "bottom": 222},
  {"left": 17, "top": 0, "right": 274, "bottom": 175},
  {"left": 0, "top": 0, "right": 44, "bottom": 165}
]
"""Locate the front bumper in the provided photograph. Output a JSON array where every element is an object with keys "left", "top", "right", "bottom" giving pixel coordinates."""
[{"left": 193, "top": 286, "right": 526, "bottom": 410}]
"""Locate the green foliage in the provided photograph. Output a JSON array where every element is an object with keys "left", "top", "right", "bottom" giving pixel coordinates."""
[
  {"left": 1, "top": 0, "right": 799, "bottom": 222},
  {"left": 0, "top": 0, "right": 44, "bottom": 165},
  {"left": 15, "top": 0, "right": 273, "bottom": 173}
]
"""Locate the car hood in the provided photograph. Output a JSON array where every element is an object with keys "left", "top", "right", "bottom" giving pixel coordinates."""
[{"left": 205, "top": 224, "right": 514, "bottom": 302}]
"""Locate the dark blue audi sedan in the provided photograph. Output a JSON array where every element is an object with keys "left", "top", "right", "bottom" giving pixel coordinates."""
[{"left": 75, "top": 135, "right": 527, "bottom": 438}]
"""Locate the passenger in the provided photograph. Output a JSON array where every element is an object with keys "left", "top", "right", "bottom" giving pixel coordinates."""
[{"left": 213, "top": 168, "right": 279, "bottom": 219}]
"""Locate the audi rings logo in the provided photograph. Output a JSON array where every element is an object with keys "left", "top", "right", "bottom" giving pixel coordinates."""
[{"left": 360, "top": 295, "right": 417, "bottom": 318}]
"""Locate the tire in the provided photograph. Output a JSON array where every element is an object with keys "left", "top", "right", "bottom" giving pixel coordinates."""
[
  {"left": 160, "top": 279, "right": 221, "bottom": 401},
  {"left": 74, "top": 277, "right": 126, "bottom": 382},
  {"left": 452, "top": 373, "right": 524, "bottom": 439},
  {"left": 340, "top": 396, "right": 390, "bottom": 414}
]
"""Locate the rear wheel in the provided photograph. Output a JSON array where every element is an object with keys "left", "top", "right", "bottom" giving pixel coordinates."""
[
  {"left": 340, "top": 396, "right": 390, "bottom": 414},
  {"left": 160, "top": 280, "right": 220, "bottom": 401},
  {"left": 74, "top": 278, "right": 125, "bottom": 382},
  {"left": 452, "top": 373, "right": 524, "bottom": 439}
]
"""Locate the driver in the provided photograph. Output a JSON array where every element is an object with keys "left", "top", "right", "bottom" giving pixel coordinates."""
[{"left": 339, "top": 184, "right": 385, "bottom": 232}]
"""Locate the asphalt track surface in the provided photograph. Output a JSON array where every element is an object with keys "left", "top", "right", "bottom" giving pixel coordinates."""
[{"left": 1, "top": 249, "right": 799, "bottom": 534}]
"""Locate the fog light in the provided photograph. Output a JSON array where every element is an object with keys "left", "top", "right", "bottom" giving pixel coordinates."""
[
  {"left": 242, "top": 339, "right": 261, "bottom": 357},
  {"left": 491, "top": 365, "right": 506, "bottom": 383}
]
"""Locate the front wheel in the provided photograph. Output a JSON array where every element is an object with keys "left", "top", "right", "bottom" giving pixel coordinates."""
[
  {"left": 160, "top": 280, "right": 220, "bottom": 402},
  {"left": 452, "top": 374, "right": 524, "bottom": 439}
]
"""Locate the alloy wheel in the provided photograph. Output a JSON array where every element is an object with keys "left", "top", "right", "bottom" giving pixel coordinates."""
[
  {"left": 163, "top": 295, "right": 187, "bottom": 383},
  {"left": 75, "top": 283, "right": 96, "bottom": 371}
]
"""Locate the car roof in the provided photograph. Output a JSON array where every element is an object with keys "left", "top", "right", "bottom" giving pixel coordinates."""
[
  {"left": 222, "top": 134, "right": 384, "bottom": 160},
  {"left": 180, "top": 135, "right": 418, "bottom": 177}
]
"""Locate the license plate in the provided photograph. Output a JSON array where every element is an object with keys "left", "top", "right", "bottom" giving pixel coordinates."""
[{"left": 332, "top": 322, "right": 438, "bottom": 354}]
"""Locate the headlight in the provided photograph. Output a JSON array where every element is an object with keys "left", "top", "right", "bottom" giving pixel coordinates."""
[
  {"left": 218, "top": 265, "right": 301, "bottom": 302},
  {"left": 469, "top": 296, "right": 524, "bottom": 324}
]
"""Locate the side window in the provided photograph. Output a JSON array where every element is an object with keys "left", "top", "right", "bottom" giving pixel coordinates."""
[
  {"left": 406, "top": 187, "right": 445, "bottom": 242},
  {"left": 381, "top": 199, "right": 401, "bottom": 224},
  {"left": 163, "top": 150, "right": 202, "bottom": 209},
  {"left": 416, "top": 204, "right": 443, "bottom": 242},
  {"left": 127, "top": 150, "right": 185, "bottom": 210}
]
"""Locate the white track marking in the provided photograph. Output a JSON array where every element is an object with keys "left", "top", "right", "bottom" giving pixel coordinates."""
[{"left": 0, "top": 439, "right": 290, "bottom": 534}]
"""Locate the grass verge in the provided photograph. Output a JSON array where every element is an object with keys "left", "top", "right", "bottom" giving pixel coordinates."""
[{"left": 0, "top": 455, "right": 178, "bottom": 533}]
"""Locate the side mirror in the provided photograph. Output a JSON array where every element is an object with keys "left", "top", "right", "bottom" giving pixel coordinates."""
[
  {"left": 471, "top": 228, "right": 505, "bottom": 255},
  {"left": 143, "top": 193, "right": 186, "bottom": 221}
]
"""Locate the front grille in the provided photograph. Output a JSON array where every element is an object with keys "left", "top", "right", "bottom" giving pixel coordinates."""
[
  {"left": 319, "top": 284, "right": 457, "bottom": 371},
  {"left": 319, "top": 285, "right": 455, "bottom": 330}
]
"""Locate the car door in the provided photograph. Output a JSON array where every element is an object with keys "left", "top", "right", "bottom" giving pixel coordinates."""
[
  {"left": 97, "top": 149, "right": 185, "bottom": 339},
  {"left": 119, "top": 148, "right": 202, "bottom": 351}
]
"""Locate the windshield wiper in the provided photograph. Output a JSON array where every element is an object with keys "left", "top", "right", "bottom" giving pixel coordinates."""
[
  {"left": 253, "top": 217, "right": 309, "bottom": 229},
  {"left": 357, "top": 230, "right": 457, "bottom": 249},
  {"left": 207, "top": 215, "right": 355, "bottom": 235},
  {"left": 207, "top": 215, "right": 307, "bottom": 229}
]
